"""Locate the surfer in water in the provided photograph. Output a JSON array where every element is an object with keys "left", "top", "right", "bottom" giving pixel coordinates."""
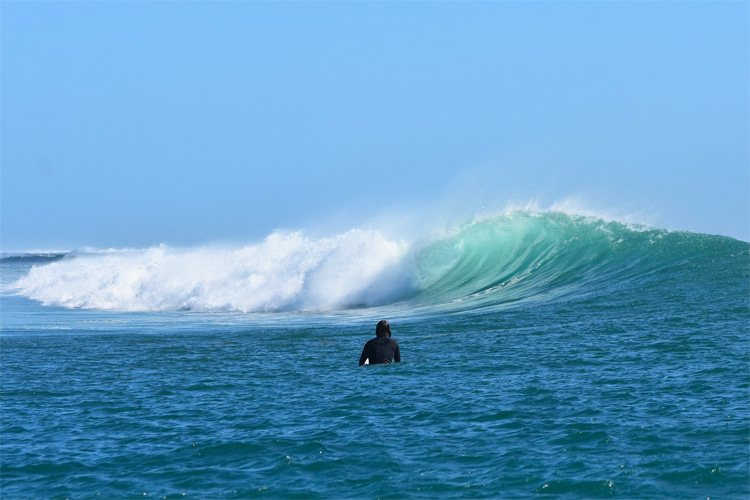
[{"left": 359, "top": 320, "right": 401, "bottom": 365}]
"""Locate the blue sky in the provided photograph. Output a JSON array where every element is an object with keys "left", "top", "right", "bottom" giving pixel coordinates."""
[{"left": 2, "top": 1, "right": 748, "bottom": 250}]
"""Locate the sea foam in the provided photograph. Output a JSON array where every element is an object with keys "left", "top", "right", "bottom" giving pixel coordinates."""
[{"left": 15, "top": 229, "right": 410, "bottom": 312}]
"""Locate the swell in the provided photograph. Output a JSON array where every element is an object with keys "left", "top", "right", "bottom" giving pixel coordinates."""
[{"left": 8, "top": 211, "right": 749, "bottom": 313}]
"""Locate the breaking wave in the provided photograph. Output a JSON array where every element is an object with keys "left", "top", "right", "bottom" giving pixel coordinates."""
[{"left": 9, "top": 211, "right": 749, "bottom": 313}]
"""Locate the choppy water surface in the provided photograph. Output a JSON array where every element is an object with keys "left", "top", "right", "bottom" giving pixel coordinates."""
[{"left": 2, "top": 212, "right": 748, "bottom": 498}]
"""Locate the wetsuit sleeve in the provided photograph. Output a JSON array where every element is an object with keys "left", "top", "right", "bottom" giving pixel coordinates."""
[
  {"left": 394, "top": 341, "right": 401, "bottom": 363},
  {"left": 359, "top": 343, "right": 369, "bottom": 366}
]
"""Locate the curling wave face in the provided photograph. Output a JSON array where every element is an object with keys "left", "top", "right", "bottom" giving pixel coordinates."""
[{"left": 11, "top": 211, "right": 749, "bottom": 313}]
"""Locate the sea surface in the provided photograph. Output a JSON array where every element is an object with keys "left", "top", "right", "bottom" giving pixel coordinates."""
[{"left": 2, "top": 211, "right": 748, "bottom": 499}]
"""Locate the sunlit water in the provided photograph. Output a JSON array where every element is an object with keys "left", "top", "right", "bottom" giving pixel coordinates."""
[{"left": 2, "top": 212, "right": 748, "bottom": 499}]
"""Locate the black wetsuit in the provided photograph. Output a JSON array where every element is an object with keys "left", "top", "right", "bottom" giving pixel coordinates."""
[{"left": 359, "top": 336, "right": 401, "bottom": 365}]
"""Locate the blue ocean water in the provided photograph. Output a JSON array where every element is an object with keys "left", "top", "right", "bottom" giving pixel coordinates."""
[{"left": 2, "top": 211, "right": 748, "bottom": 499}]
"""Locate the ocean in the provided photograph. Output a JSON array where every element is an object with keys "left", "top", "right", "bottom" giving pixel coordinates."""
[{"left": 1, "top": 211, "right": 748, "bottom": 499}]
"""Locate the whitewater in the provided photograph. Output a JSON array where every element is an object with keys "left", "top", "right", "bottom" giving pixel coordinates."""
[{"left": 2, "top": 209, "right": 749, "bottom": 499}]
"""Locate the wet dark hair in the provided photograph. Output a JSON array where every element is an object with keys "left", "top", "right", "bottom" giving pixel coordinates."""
[{"left": 375, "top": 320, "right": 391, "bottom": 338}]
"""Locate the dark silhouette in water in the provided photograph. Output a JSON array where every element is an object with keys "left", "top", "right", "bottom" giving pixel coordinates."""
[{"left": 359, "top": 320, "right": 401, "bottom": 365}]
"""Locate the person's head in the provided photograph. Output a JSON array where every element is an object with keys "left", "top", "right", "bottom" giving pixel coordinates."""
[{"left": 375, "top": 320, "right": 391, "bottom": 338}]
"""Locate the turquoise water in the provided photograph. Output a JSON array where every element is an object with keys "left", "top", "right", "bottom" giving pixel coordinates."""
[{"left": 2, "top": 212, "right": 749, "bottom": 498}]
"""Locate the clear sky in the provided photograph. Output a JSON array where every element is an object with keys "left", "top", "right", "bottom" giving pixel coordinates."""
[{"left": 2, "top": 1, "right": 748, "bottom": 250}]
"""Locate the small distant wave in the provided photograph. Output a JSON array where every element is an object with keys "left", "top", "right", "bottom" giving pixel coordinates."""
[
  {"left": 11, "top": 211, "right": 749, "bottom": 313},
  {"left": 1, "top": 252, "right": 68, "bottom": 263}
]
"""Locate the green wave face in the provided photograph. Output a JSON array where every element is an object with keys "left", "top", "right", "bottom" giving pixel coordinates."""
[{"left": 406, "top": 212, "right": 749, "bottom": 313}]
